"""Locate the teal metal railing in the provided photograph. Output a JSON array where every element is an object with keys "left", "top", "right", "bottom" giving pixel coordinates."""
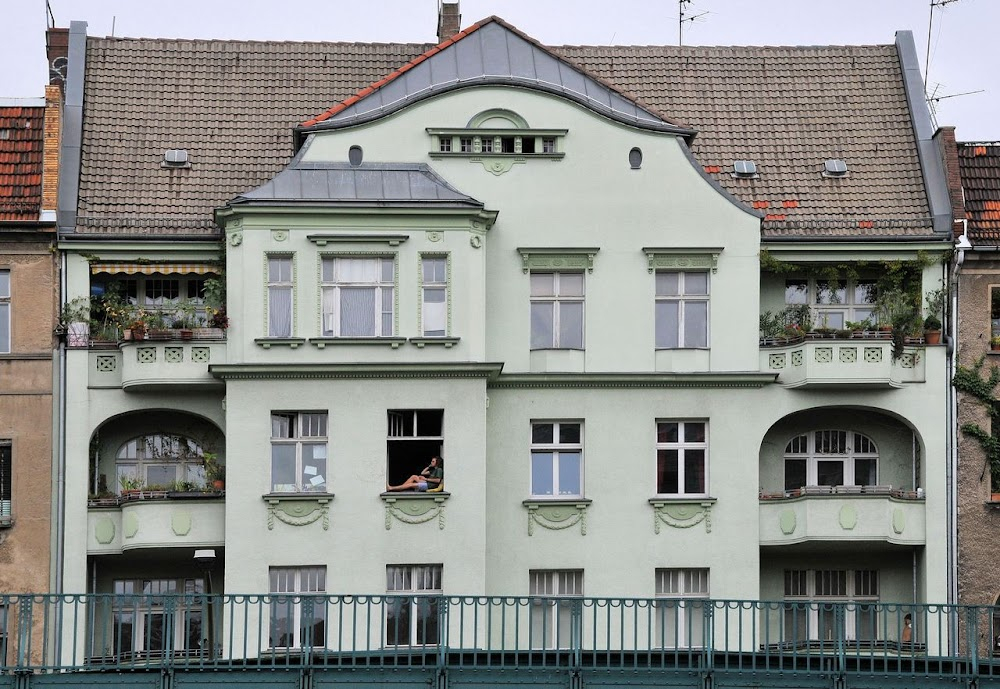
[{"left": 2, "top": 595, "right": 999, "bottom": 679}]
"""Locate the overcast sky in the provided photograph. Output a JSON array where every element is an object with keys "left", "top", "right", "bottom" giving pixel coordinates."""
[{"left": 2, "top": 0, "right": 996, "bottom": 141}]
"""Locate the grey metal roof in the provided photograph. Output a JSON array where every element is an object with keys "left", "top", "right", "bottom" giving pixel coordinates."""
[
  {"left": 302, "top": 18, "right": 695, "bottom": 138},
  {"left": 230, "top": 161, "right": 485, "bottom": 209}
]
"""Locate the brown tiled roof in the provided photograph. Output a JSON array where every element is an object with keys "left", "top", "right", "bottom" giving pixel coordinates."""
[
  {"left": 0, "top": 106, "right": 44, "bottom": 222},
  {"left": 76, "top": 27, "right": 934, "bottom": 238},
  {"left": 957, "top": 142, "right": 1000, "bottom": 243}
]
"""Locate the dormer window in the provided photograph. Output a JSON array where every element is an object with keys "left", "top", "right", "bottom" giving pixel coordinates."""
[
  {"left": 429, "top": 109, "right": 567, "bottom": 175},
  {"left": 733, "top": 160, "right": 758, "bottom": 178},
  {"left": 823, "top": 159, "right": 848, "bottom": 177}
]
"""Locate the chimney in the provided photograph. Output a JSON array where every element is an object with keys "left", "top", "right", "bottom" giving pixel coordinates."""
[
  {"left": 437, "top": 1, "right": 461, "bottom": 43},
  {"left": 46, "top": 27, "right": 69, "bottom": 89},
  {"left": 933, "top": 126, "right": 966, "bottom": 236},
  {"left": 41, "top": 85, "right": 62, "bottom": 219}
]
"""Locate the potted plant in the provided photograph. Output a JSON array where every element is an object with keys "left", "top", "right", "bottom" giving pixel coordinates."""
[
  {"left": 146, "top": 311, "right": 172, "bottom": 340},
  {"left": 203, "top": 452, "right": 226, "bottom": 490},
  {"left": 60, "top": 297, "right": 91, "bottom": 347},
  {"left": 171, "top": 300, "right": 201, "bottom": 340},
  {"left": 118, "top": 474, "right": 145, "bottom": 498},
  {"left": 991, "top": 336, "right": 1000, "bottom": 352},
  {"left": 875, "top": 288, "right": 919, "bottom": 360},
  {"left": 923, "top": 287, "right": 946, "bottom": 345}
]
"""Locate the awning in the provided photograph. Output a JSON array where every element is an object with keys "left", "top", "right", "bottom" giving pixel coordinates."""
[{"left": 90, "top": 263, "right": 217, "bottom": 275}]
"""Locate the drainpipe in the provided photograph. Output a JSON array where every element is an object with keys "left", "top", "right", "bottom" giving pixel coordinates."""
[
  {"left": 55, "top": 251, "right": 67, "bottom": 596},
  {"left": 948, "top": 228, "right": 968, "bottom": 651}
]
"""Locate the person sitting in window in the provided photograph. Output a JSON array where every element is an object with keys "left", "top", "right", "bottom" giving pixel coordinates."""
[{"left": 386, "top": 456, "right": 443, "bottom": 492}]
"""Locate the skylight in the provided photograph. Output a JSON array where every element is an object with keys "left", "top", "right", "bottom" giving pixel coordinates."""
[{"left": 823, "top": 159, "right": 848, "bottom": 177}]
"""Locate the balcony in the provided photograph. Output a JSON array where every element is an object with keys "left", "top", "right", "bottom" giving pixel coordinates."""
[
  {"left": 87, "top": 493, "right": 225, "bottom": 554},
  {"left": 760, "top": 338, "right": 925, "bottom": 388},
  {"left": 90, "top": 341, "right": 226, "bottom": 391},
  {"left": 759, "top": 486, "right": 925, "bottom": 546}
]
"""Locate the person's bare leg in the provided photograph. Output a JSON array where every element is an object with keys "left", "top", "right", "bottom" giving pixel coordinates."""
[{"left": 387, "top": 475, "right": 423, "bottom": 491}]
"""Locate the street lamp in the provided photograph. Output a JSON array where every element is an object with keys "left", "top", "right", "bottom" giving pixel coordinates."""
[{"left": 193, "top": 549, "right": 216, "bottom": 660}]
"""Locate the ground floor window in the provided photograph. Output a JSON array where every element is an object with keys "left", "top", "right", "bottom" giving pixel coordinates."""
[
  {"left": 783, "top": 569, "right": 879, "bottom": 642},
  {"left": 386, "top": 565, "right": 442, "bottom": 646},
  {"left": 529, "top": 570, "right": 583, "bottom": 649},
  {"left": 269, "top": 567, "right": 326, "bottom": 648},
  {"left": 655, "top": 568, "right": 709, "bottom": 648},
  {"left": 91, "top": 579, "right": 206, "bottom": 661}
]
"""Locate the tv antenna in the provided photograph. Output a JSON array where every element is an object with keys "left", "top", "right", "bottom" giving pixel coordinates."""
[
  {"left": 679, "top": 0, "right": 709, "bottom": 47},
  {"left": 924, "top": 0, "right": 961, "bottom": 99}
]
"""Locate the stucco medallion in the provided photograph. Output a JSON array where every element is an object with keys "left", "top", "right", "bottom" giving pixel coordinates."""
[
  {"left": 271, "top": 229, "right": 289, "bottom": 242},
  {"left": 892, "top": 507, "right": 906, "bottom": 534},
  {"left": 171, "top": 511, "right": 192, "bottom": 536},
  {"left": 95, "top": 518, "right": 116, "bottom": 544},
  {"left": 229, "top": 231, "right": 243, "bottom": 246},
  {"left": 426, "top": 231, "right": 443, "bottom": 243},
  {"left": 382, "top": 494, "right": 448, "bottom": 530},
  {"left": 838, "top": 504, "right": 858, "bottom": 530},
  {"left": 470, "top": 234, "right": 483, "bottom": 249},
  {"left": 524, "top": 501, "right": 589, "bottom": 536},
  {"left": 123, "top": 513, "right": 139, "bottom": 539},
  {"left": 779, "top": 509, "right": 797, "bottom": 535}
]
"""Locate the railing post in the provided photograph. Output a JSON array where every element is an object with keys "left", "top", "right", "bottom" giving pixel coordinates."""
[
  {"left": 572, "top": 598, "right": 583, "bottom": 670},
  {"left": 967, "top": 605, "right": 980, "bottom": 680},
  {"left": 835, "top": 603, "right": 846, "bottom": 675},
  {"left": 437, "top": 596, "right": 448, "bottom": 669},
  {"left": 15, "top": 595, "right": 32, "bottom": 670}
]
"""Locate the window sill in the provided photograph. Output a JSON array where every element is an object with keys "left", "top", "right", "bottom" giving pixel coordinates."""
[
  {"left": 522, "top": 499, "right": 590, "bottom": 536},
  {"left": 0, "top": 517, "right": 12, "bottom": 529},
  {"left": 255, "top": 338, "right": 307, "bottom": 349},
  {"left": 310, "top": 337, "right": 406, "bottom": 349},
  {"left": 648, "top": 497, "right": 716, "bottom": 505},
  {"left": 409, "top": 337, "right": 460, "bottom": 348},
  {"left": 262, "top": 493, "right": 334, "bottom": 530},
  {"left": 380, "top": 492, "right": 450, "bottom": 500}
]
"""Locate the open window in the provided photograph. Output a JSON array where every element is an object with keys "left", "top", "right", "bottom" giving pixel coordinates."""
[{"left": 386, "top": 410, "right": 443, "bottom": 487}]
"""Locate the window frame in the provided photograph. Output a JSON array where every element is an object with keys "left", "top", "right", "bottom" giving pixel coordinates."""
[
  {"left": 386, "top": 409, "right": 444, "bottom": 489},
  {"left": 530, "top": 421, "right": 584, "bottom": 499},
  {"left": 0, "top": 441, "right": 9, "bottom": 521},
  {"left": 783, "top": 430, "right": 879, "bottom": 491},
  {"left": 269, "top": 566, "right": 327, "bottom": 649},
  {"left": 0, "top": 268, "right": 9, "bottom": 354},
  {"left": 115, "top": 434, "right": 205, "bottom": 492},
  {"left": 529, "top": 570, "right": 583, "bottom": 650},
  {"left": 530, "top": 272, "right": 585, "bottom": 350},
  {"left": 267, "top": 255, "right": 294, "bottom": 337},
  {"left": 655, "top": 271, "right": 710, "bottom": 349},
  {"left": 270, "top": 412, "right": 329, "bottom": 493},
  {"left": 105, "top": 578, "right": 206, "bottom": 660},
  {"left": 320, "top": 256, "right": 395, "bottom": 338},
  {"left": 655, "top": 568, "right": 709, "bottom": 649},
  {"left": 784, "top": 277, "right": 877, "bottom": 329},
  {"left": 419, "top": 254, "right": 449, "bottom": 337},
  {"left": 783, "top": 569, "right": 880, "bottom": 642},
  {"left": 655, "top": 421, "right": 708, "bottom": 498},
  {"left": 385, "top": 564, "right": 442, "bottom": 647}
]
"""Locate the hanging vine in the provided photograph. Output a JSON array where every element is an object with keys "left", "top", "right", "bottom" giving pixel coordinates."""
[{"left": 953, "top": 356, "right": 1000, "bottom": 491}]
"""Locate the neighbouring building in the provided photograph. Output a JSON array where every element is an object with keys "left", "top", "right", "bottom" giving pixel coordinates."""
[
  {"left": 948, "top": 136, "right": 1000, "bottom": 637},
  {"left": 50, "top": 8, "right": 955, "bottom": 665},
  {"left": 0, "top": 85, "right": 61, "bottom": 658}
]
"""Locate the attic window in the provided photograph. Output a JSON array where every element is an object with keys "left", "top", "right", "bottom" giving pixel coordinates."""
[
  {"left": 823, "top": 159, "right": 848, "bottom": 177},
  {"left": 733, "top": 160, "right": 758, "bottom": 178},
  {"left": 428, "top": 109, "right": 566, "bottom": 173},
  {"left": 162, "top": 149, "right": 191, "bottom": 169}
]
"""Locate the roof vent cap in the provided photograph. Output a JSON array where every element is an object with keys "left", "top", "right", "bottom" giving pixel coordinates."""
[
  {"left": 348, "top": 145, "right": 363, "bottom": 167},
  {"left": 162, "top": 149, "right": 190, "bottom": 168},
  {"left": 823, "top": 159, "right": 848, "bottom": 177},
  {"left": 733, "top": 160, "right": 758, "bottom": 178}
]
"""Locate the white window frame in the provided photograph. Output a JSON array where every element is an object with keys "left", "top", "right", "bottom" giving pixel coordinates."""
[
  {"left": 530, "top": 272, "right": 585, "bottom": 350},
  {"left": 270, "top": 413, "right": 329, "bottom": 493},
  {"left": 267, "top": 256, "right": 294, "bottom": 337},
  {"left": 420, "top": 255, "right": 449, "bottom": 337},
  {"left": 529, "top": 570, "right": 583, "bottom": 650},
  {"left": 0, "top": 269, "right": 9, "bottom": 353},
  {"left": 784, "top": 278, "right": 877, "bottom": 329},
  {"left": 783, "top": 569, "right": 879, "bottom": 642},
  {"left": 109, "top": 579, "right": 206, "bottom": 660},
  {"left": 386, "top": 565, "right": 442, "bottom": 647},
  {"left": 655, "top": 568, "right": 709, "bottom": 648},
  {"left": 115, "top": 434, "right": 206, "bottom": 492},
  {"left": 655, "top": 421, "right": 708, "bottom": 497},
  {"left": 655, "top": 271, "right": 709, "bottom": 349},
  {"left": 269, "top": 566, "right": 327, "bottom": 649},
  {"left": 321, "top": 256, "right": 394, "bottom": 337},
  {"left": 783, "top": 430, "right": 879, "bottom": 491},
  {"left": 530, "top": 421, "right": 583, "bottom": 499}
]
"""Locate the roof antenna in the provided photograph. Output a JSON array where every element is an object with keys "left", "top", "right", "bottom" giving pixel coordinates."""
[
  {"left": 923, "top": 0, "right": 960, "bottom": 99},
  {"left": 45, "top": 0, "right": 55, "bottom": 29},
  {"left": 111, "top": 16, "right": 116, "bottom": 37},
  {"left": 678, "top": 0, "right": 709, "bottom": 47}
]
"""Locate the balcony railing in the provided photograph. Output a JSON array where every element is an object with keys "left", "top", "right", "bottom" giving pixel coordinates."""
[
  {"left": 86, "top": 495, "right": 225, "bottom": 553},
  {"left": 3, "top": 595, "right": 1000, "bottom": 679}
]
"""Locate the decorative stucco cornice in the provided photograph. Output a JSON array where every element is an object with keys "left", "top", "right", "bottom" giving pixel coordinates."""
[
  {"left": 490, "top": 372, "right": 776, "bottom": 389},
  {"left": 517, "top": 247, "right": 600, "bottom": 274},
  {"left": 642, "top": 247, "right": 723, "bottom": 274},
  {"left": 210, "top": 362, "right": 504, "bottom": 381}
]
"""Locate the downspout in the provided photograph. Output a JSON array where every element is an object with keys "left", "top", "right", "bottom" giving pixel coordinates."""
[
  {"left": 948, "top": 229, "right": 967, "bottom": 650},
  {"left": 54, "top": 252, "right": 67, "bottom": 596}
]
